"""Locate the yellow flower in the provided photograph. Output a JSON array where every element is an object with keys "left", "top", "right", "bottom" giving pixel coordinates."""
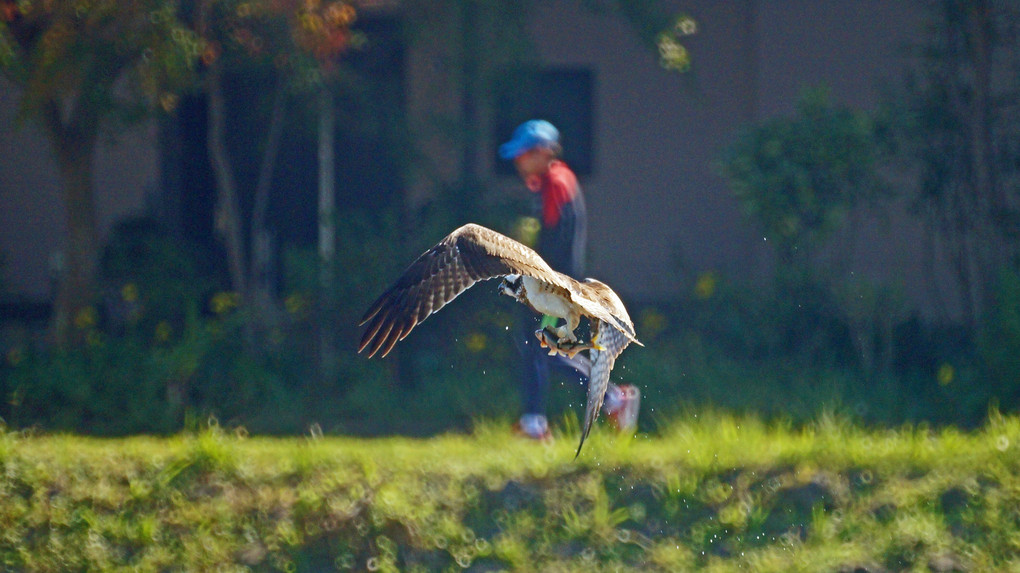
[
  {"left": 465, "top": 332, "right": 488, "bottom": 353},
  {"left": 694, "top": 271, "right": 718, "bottom": 300},
  {"left": 937, "top": 362, "right": 954, "bottom": 386},
  {"left": 512, "top": 217, "right": 541, "bottom": 248},
  {"left": 639, "top": 308, "right": 667, "bottom": 341},
  {"left": 85, "top": 330, "right": 103, "bottom": 348},
  {"left": 210, "top": 292, "right": 240, "bottom": 315},
  {"left": 284, "top": 293, "right": 309, "bottom": 316},
  {"left": 159, "top": 93, "right": 179, "bottom": 113},
  {"left": 6, "top": 347, "right": 24, "bottom": 367},
  {"left": 74, "top": 306, "right": 97, "bottom": 330},
  {"left": 121, "top": 283, "right": 139, "bottom": 303},
  {"left": 155, "top": 321, "right": 172, "bottom": 343},
  {"left": 675, "top": 15, "right": 697, "bottom": 36},
  {"left": 325, "top": 2, "right": 356, "bottom": 27}
]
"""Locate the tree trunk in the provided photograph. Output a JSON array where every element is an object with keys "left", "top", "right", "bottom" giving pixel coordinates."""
[
  {"left": 206, "top": 64, "right": 248, "bottom": 298},
  {"left": 967, "top": 0, "right": 998, "bottom": 325},
  {"left": 317, "top": 87, "right": 337, "bottom": 383},
  {"left": 250, "top": 81, "right": 288, "bottom": 332},
  {"left": 44, "top": 101, "right": 100, "bottom": 348}
]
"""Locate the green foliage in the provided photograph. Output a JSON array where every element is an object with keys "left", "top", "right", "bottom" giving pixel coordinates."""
[
  {"left": 614, "top": 264, "right": 1013, "bottom": 430},
  {"left": 0, "top": 305, "right": 304, "bottom": 435},
  {"left": 877, "top": 1, "right": 1020, "bottom": 328},
  {"left": 0, "top": 0, "right": 359, "bottom": 112},
  {"left": 720, "top": 88, "right": 887, "bottom": 265},
  {"left": 579, "top": 1, "right": 696, "bottom": 72},
  {"left": 717, "top": 87, "right": 908, "bottom": 382},
  {"left": 0, "top": 0, "right": 203, "bottom": 120},
  {"left": 101, "top": 218, "right": 223, "bottom": 327},
  {"left": 978, "top": 268, "right": 1020, "bottom": 406},
  {"left": 198, "top": 0, "right": 358, "bottom": 91},
  {"left": 0, "top": 241, "right": 999, "bottom": 436},
  {"left": 1, "top": 414, "right": 1020, "bottom": 571},
  {"left": 886, "top": 0, "right": 1020, "bottom": 216},
  {"left": 1, "top": 208, "right": 534, "bottom": 436}
]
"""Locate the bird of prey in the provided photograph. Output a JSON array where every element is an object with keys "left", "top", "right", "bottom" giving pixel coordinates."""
[{"left": 358, "top": 223, "right": 641, "bottom": 456}]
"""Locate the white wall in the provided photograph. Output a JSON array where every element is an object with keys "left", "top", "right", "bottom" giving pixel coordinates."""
[
  {"left": 521, "top": 0, "right": 941, "bottom": 315},
  {"left": 0, "top": 79, "right": 157, "bottom": 300}
]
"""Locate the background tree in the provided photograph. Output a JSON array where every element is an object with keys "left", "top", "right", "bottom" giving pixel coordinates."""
[
  {"left": 191, "top": 0, "right": 356, "bottom": 331},
  {"left": 0, "top": 0, "right": 202, "bottom": 346},
  {"left": 720, "top": 88, "right": 888, "bottom": 271},
  {"left": 884, "top": 0, "right": 1020, "bottom": 328},
  {"left": 0, "top": 0, "right": 356, "bottom": 348},
  {"left": 720, "top": 88, "right": 895, "bottom": 375}
]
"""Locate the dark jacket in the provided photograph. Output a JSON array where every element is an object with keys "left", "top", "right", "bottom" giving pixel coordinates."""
[{"left": 531, "top": 160, "right": 587, "bottom": 279}]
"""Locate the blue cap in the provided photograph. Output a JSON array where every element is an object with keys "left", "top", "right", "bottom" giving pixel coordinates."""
[{"left": 498, "top": 120, "right": 560, "bottom": 160}]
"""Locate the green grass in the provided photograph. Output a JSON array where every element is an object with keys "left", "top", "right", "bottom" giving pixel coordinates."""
[{"left": 2, "top": 412, "right": 1020, "bottom": 571}]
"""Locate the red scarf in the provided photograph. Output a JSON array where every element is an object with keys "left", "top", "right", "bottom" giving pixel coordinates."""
[{"left": 525, "top": 160, "right": 578, "bottom": 227}]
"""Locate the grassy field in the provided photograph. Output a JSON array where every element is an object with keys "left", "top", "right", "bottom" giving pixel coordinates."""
[{"left": 1, "top": 412, "right": 1019, "bottom": 572}]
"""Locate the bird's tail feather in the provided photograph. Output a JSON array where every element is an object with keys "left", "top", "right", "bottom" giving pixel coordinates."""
[{"left": 575, "top": 348, "right": 613, "bottom": 458}]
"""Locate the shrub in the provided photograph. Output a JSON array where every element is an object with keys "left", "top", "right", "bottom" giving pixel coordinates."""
[{"left": 978, "top": 268, "right": 1020, "bottom": 414}]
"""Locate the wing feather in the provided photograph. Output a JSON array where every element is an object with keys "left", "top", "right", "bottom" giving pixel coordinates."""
[
  {"left": 571, "top": 279, "right": 641, "bottom": 345},
  {"left": 364, "top": 311, "right": 396, "bottom": 357},
  {"left": 359, "top": 223, "right": 571, "bottom": 357}
]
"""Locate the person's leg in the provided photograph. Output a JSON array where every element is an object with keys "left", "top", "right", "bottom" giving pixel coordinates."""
[
  {"left": 604, "top": 383, "right": 641, "bottom": 432},
  {"left": 523, "top": 340, "right": 550, "bottom": 417},
  {"left": 515, "top": 318, "right": 552, "bottom": 439},
  {"left": 551, "top": 351, "right": 590, "bottom": 378}
]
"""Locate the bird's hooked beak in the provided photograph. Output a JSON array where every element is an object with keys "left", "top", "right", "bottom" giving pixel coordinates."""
[{"left": 499, "top": 275, "right": 523, "bottom": 300}]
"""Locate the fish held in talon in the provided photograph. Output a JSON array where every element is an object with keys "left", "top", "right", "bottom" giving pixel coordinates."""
[{"left": 534, "top": 326, "right": 593, "bottom": 358}]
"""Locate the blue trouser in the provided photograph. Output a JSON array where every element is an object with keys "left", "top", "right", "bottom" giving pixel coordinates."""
[{"left": 519, "top": 196, "right": 589, "bottom": 416}]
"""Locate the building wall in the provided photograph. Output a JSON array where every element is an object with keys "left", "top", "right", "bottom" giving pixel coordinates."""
[
  {"left": 514, "top": 0, "right": 941, "bottom": 315},
  {"left": 524, "top": 0, "right": 768, "bottom": 298},
  {"left": 752, "top": 1, "right": 939, "bottom": 309},
  {"left": 0, "top": 79, "right": 158, "bottom": 301}
]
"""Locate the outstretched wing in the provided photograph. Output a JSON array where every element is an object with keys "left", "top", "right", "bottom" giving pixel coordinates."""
[
  {"left": 359, "top": 223, "right": 572, "bottom": 357},
  {"left": 575, "top": 319, "right": 632, "bottom": 458}
]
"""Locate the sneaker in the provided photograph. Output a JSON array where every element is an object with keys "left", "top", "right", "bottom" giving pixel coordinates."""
[
  {"left": 605, "top": 384, "right": 640, "bottom": 433},
  {"left": 513, "top": 414, "right": 553, "bottom": 441}
]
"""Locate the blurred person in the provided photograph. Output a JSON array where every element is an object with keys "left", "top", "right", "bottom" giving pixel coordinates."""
[{"left": 498, "top": 119, "right": 640, "bottom": 441}]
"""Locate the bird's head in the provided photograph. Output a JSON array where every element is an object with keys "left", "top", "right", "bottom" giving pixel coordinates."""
[{"left": 499, "top": 275, "right": 525, "bottom": 301}]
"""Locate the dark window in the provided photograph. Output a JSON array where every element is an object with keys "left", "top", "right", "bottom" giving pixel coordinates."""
[
  {"left": 493, "top": 67, "right": 595, "bottom": 177},
  {"left": 159, "top": 15, "right": 406, "bottom": 248}
]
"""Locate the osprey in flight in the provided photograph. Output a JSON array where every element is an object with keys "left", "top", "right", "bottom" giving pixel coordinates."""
[{"left": 358, "top": 223, "right": 642, "bottom": 456}]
